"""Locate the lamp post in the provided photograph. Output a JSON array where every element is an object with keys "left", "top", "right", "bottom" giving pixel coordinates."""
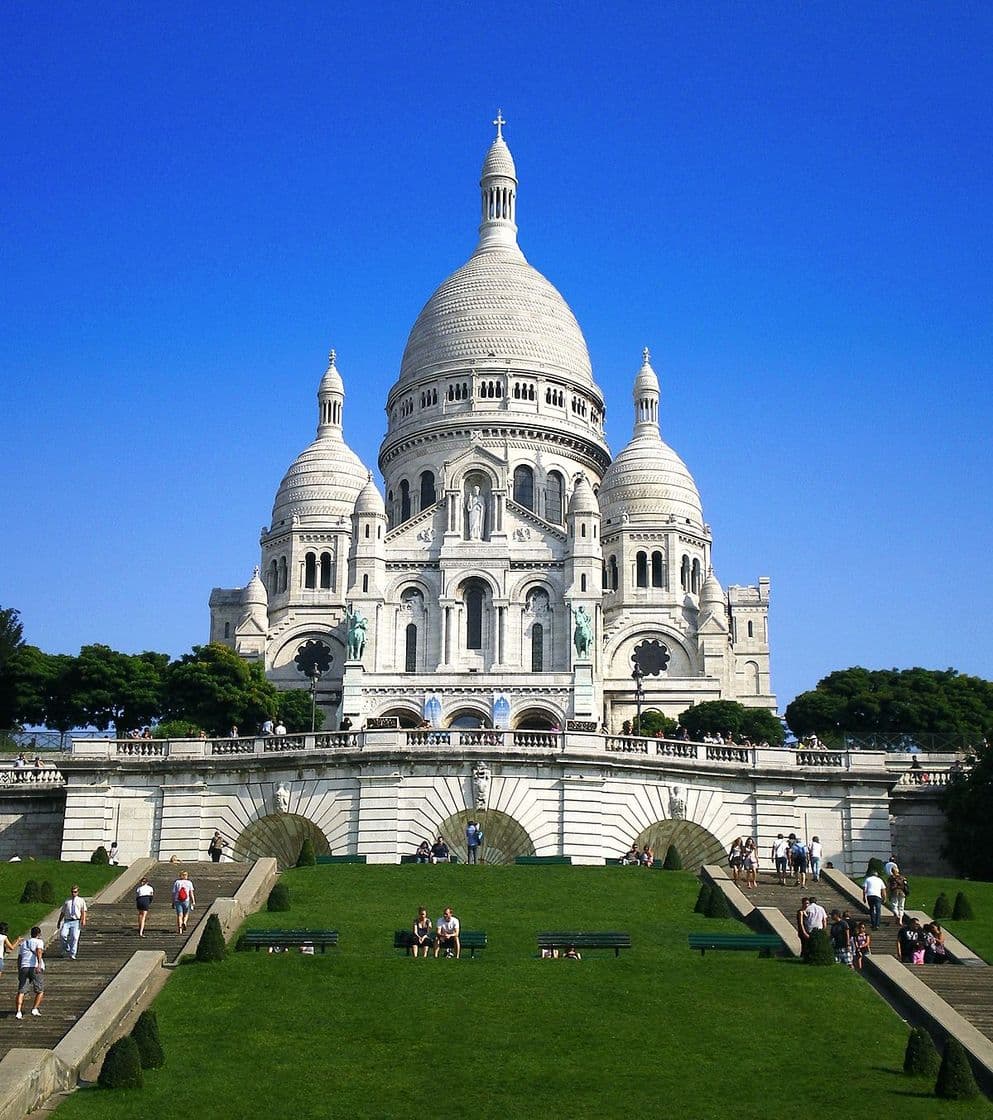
[
  {"left": 308, "top": 667, "right": 323, "bottom": 733},
  {"left": 631, "top": 664, "right": 644, "bottom": 737}
]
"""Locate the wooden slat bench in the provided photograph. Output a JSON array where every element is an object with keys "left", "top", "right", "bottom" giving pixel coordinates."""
[
  {"left": 393, "top": 929, "right": 488, "bottom": 957},
  {"left": 399, "top": 854, "right": 461, "bottom": 863},
  {"left": 537, "top": 931, "right": 631, "bottom": 957},
  {"left": 515, "top": 855, "right": 573, "bottom": 865},
  {"left": 605, "top": 858, "right": 664, "bottom": 868},
  {"left": 315, "top": 854, "right": 367, "bottom": 864},
  {"left": 688, "top": 932, "right": 785, "bottom": 957},
  {"left": 241, "top": 929, "right": 339, "bottom": 952}
]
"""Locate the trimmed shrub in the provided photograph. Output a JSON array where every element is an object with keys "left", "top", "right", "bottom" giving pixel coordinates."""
[
  {"left": 130, "top": 1009, "right": 165, "bottom": 1069},
  {"left": 933, "top": 892, "right": 951, "bottom": 919},
  {"left": 38, "top": 880, "right": 55, "bottom": 904},
  {"left": 934, "top": 1037, "right": 979, "bottom": 1100},
  {"left": 98, "top": 1036, "right": 143, "bottom": 1089},
  {"left": 267, "top": 883, "right": 291, "bottom": 912},
  {"left": 706, "top": 887, "right": 731, "bottom": 919},
  {"left": 865, "top": 857, "right": 885, "bottom": 877},
  {"left": 19, "top": 879, "right": 40, "bottom": 904},
  {"left": 952, "top": 891, "right": 975, "bottom": 921},
  {"left": 805, "top": 928, "right": 834, "bottom": 966},
  {"left": 90, "top": 845, "right": 110, "bottom": 865},
  {"left": 662, "top": 845, "right": 683, "bottom": 871},
  {"left": 296, "top": 838, "right": 316, "bottom": 868},
  {"left": 693, "top": 882, "right": 713, "bottom": 914},
  {"left": 195, "top": 914, "right": 226, "bottom": 963},
  {"left": 903, "top": 1026, "right": 940, "bottom": 1077}
]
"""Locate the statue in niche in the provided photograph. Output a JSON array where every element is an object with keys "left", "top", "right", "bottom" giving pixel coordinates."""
[
  {"left": 466, "top": 485, "right": 485, "bottom": 540},
  {"left": 472, "top": 761, "right": 491, "bottom": 810},
  {"left": 345, "top": 603, "right": 367, "bottom": 661},
  {"left": 274, "top": 783, "right": 290, "bottom": 814},
  {"left": 527, "top": 589, "right": 549, "bottom": 617},
  {"left": 572, "top": 605, "right": 593, "bottom": 658},
  {"left": 669, "top": 785, "right": 686, "bottom": 820}
]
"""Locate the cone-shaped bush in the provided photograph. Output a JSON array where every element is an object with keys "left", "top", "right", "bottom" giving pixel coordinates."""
[
  {"left": 662, "top": 845, "right": 683, "bottom": 871},
  {"left": 952, "top": 891, "right": 974, "bottom": 921},
  {"left": 865, "top": 857, "right": 885, "bottom": 877},
  {"left": 933, "top": 892, "right": 951, "bottom": 919},
  {"left": 706, "top": 887, "right": 731, "bottom": 919},
  {"left": 694, "top": 882, "right": 713, "bottom": 914},
  {"left": 130, "top": 1009, "right": 165, "bottom": 1069},
  {"left": 903, "top": 1026, "right": 940, "bottom": 1077},
  {"left": 805, "top": 928, "right": 835, "bottom": 966},
  {"left": 98, "top": 1036, "right": 143, "bottom": 1089},
  {"left": 90, "top": 845, "right": 110, "bottom": 865},
  {"left": 267, "top": 883, "right": 291, "bottom": 912},
  {"left": 38, "top": 880, "right": 55, "bottom": 904},
  {"left": 195, "top": 913, "right": 226, "bottom": 963},
  {"left": 935, "top": 1037, "right": 979, "bottom": 1100},
  {"left": 296, "top": 838, "right": 316, "bottom": 868},
  {"left": 18, "top": 879, "right": 40, "bottom": 904}
]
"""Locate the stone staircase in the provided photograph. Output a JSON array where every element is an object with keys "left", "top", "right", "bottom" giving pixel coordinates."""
[{"left": 0, "top": 861, "right": 249, "bottom": 1058}]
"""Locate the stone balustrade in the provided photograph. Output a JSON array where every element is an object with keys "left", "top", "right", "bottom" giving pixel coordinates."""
[{"left": 0, "top": 763, "right": 66, "bottom": 787}]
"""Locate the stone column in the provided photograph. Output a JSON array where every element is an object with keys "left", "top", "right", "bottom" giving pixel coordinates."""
[{"left": 356, "top": 771, "right": 402, "bottom": 863}]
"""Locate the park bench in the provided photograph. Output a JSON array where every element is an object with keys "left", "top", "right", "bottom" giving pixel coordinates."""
[
  {"left": 515, "top": 855, "right": 572, "bottom": 865},
  {"left": 315, "top": 854, "right": 367, "bottom": 864},
  {"left": 537, "top": 931, "right": 631, "bottom": 957},
  {"left": 241, "top": 929, "right": 339, "bottom": 953},
  {"left": 399, "top": 853, "right": 461, "bottom": 863},
  {"left": 393, "top": 929, "right": 488, "bottom": 957},
  {"left": 605, "top": 857, "right": 663, "bottom": 868},
  {"left": 688, "top": 932, "right": 785, "bottom": 957}
]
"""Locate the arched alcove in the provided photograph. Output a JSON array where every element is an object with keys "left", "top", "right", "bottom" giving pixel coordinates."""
[
  {"left": 513, "top": 707, "right": 558, "bottom": 730},
  {"left": 436, "top": 809, "right": 536, "bottom": 865},
  {"left": 231, "top": 813, "right": 331, "bottom": 869},
  {"left": 633, "top": 819, "right": 726, "bottom": 873}
]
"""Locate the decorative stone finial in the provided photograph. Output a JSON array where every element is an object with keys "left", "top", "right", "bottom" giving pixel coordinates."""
[
  {"left": 642, "top": 347, "right": 651, "bottom": 364},
  {"left": 328, "top": 348, "right": 337, "bottom": 366},
  {"left": 493, "top": 109, "right": 506, "bottom": 139}
]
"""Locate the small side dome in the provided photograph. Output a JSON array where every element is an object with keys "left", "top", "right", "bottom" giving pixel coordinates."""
[
  {"left": 481, "top": 135, "right": 517, "bottom": 180},
  {"left": 241, "top": 566, "right": 268, "bottom": 607},
  {"left": 699, "top": 569, "right": 724, "bottom": 609},
  {"left": 633, "top": 347, "right": 659, "bottom": 395},
  {"left": 354, "top": 473, "right": 386, "bottom": 517},
  {"left": 567, "top": 474, "right": 599, "bottom": 516},
  {"left": 319, "top": 350, "right": 344, "bottom": 395}
]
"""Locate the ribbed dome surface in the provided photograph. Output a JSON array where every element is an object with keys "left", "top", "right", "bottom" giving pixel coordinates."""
[
  {"left": 598, "top": 434, "right": 704, "bottom": 529},
  {"left": 241, "top": 567, "right": 268, "bottom": 606},
  {"left": 397, "top": 248, "right": 594, "bottom": 387},
  {"left": 481, "top": 136, "right": 516, "bottom": 180},
  {"left": 271, "top": 437, "right": 369, "bottom": 528},
  {"left": 353, "top": 474, "right": 386, "bottom": 516}
]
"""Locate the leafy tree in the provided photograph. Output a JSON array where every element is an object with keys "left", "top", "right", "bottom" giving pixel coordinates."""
[
  {"left": 68, "top": 645, "right": 169, "bottom": 735},
  {"left": 0, "top": 607, "right": 24, "bottom": 673},
  {"left": 163, "top": 644, "right": 277, "bottom": 735},
  {"left": 678, "top": 700, "right": 784, "bottom": 746},
  {"left": 0, "top": 645, "right": 49, "bottom": 728},
  {"left": 943, "top": 745, "right": 993, "bottom": 879},
  {"left": 637, "top": 710, "right": 677, "bottom": 738},
  {"left": 277, "top": 687, "right": 325, "bottom": 733},
  {"left": 152, "top": 719, "right": 202, "bottom": 739}
]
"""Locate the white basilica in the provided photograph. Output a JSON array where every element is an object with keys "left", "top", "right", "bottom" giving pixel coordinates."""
[{"left": 209, "top": 119, "right": 775, "bottom": 732}]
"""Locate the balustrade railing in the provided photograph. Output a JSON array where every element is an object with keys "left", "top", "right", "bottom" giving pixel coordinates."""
[{"left": 0, "top": 764, "right": 66, "bottom": 787}]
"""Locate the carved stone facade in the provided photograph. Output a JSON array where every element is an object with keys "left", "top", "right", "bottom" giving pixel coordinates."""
[{"left": 210, "top": 121, "right": 774, "bottom": 731}]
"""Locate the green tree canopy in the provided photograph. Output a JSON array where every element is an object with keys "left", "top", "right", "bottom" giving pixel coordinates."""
[
  {"left": 276, "top": 688, "right": 325, "bottom": 733},
  {"left": 943, "top": 744, "right": 993, "bottom": 879},
  {"left": 0, "top": 608, "right": 26, "bottom": 728},
  {"left": 164, "top": 643, "right": 277, "bottom": 735},
  {"left": 678, "top": 700, "right": 784, "bottom": 746},
  {"left": 67, "top": 645, "right": 169, "bottom": 735},
  {"left": 785, "top": 667, "right": 993, "bottom": 742}
]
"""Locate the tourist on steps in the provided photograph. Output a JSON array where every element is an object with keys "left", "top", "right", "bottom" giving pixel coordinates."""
[
  {"left": 172, "top": 870, "right": 196, "bottom": 934},
  {"left": 57, "top": 885, "right": 87, "bottom": 960},
  {"left": 14, "top": 927, "right": 44, "bottom": 1019},
  {"left": 135, "top": 877, "right": 154, "bottom": 937}
]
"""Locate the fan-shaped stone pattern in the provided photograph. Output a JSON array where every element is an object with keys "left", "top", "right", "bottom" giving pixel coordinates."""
[
  {"left": 635, "top": 820, "right": 726, "bottom": 872},
  {"left": 397, "top": 250, "right": 595, "bottom": 387},
  {"left": 438, "top": 809, "right": 536, "bottom": 865},
  {"left": 598, "top": 434, "right": 704, "bottom": 529},
  {"left": 271, "top": 437, "right": 369, "bottom": 527},
  {"left": 231, "top": 813, "right": 332, "bottom": 869}
]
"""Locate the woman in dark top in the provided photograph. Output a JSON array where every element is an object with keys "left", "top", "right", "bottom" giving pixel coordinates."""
[{"left": 411, "top": 907, "right": 433, "bottom": 958}]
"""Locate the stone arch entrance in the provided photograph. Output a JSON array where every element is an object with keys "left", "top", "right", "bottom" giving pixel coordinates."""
[
  {"left": 437, "top": 809, "right": 535, "bottom": 865},
  {"left": 634, "top": 820, "right": 725, "bottom": 873},
  {"left": 231, "top": 813, "right": 331, "bottom": 869}
]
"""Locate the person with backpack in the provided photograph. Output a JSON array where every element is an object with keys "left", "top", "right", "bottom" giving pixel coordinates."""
[{"left": 172, "top": 870, "right": 196, "bottom": 935}]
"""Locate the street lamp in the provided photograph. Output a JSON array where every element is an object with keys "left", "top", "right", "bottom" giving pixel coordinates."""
[
  {"left": 307, "top": 667, "right": 323, "bottom": 733},
  {"left": 631, "top": 664, "right": 644, "bottom": 737}
]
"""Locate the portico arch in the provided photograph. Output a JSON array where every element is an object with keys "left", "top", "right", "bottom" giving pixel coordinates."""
[
  {"left": 513, "top": 706, "right": 560, "bottom": 730},
  {"left": 379, "top": 706, "right": 422, "bottom": 728},
  {"left": 231, "top": 813, "right": 331, "bottom": 869},
  {"left": 447, "top": 708, "right": 491, "bottom": 729},
  {"left": 437, "top": 809, "right": 536, "bottom": 865},
  {"left": 633, "top": 819, "right": 725, "bottom": 873}
]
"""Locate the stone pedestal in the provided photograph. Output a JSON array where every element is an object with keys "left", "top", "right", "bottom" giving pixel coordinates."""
[
  {"left": 342, "top": 661, "right": 365, "bottom": 724},
  {"left": 572, "top": 660, "right": 594, "bottom": 718}
]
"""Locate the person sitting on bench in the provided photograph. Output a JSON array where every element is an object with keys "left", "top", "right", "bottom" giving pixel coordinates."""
[
  {"left": 431, "top": 836, "right": 450, "bottom": 863},
  {"left": 435, "top": 907, "right": 460, "bottom": 959},
  {"left": 411, "top": 907, "right": 433, "bottom": 958}
]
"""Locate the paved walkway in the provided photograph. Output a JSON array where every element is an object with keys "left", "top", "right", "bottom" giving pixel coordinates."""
[{"left": 0, "top": 861, "right": 248, "bottom": 1059}]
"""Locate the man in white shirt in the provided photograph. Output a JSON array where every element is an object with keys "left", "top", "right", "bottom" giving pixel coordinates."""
[
  {"left": 434, "top": 907, "right": 461, "bottom": 959},
  {"left": 863, "top": 872, "right": 887, "bottom": 931},
  {"left": 57, "top": 886, "right": 87, "bottom": 960},
  {"left": 803, "top": 896, "right": 828, "bottom": 934},
  {"left": 771, "top": 834, "right": 790, "bottom": 884},
  {"left": 15, "top": 926, "right": 44, "bottom": 1018}
]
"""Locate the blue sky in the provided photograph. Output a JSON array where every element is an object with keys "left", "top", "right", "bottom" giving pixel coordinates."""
[{"left": 2, "top": 3, "right": 991, "bottom": 709}]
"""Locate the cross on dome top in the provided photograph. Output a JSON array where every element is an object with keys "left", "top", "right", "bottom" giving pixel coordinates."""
[{"left": 493, "top": 109, "right": 506, "bottom": 139}]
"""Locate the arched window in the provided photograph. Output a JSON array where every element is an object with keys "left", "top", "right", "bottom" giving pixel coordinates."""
[
  {"left": 680, "top": 555, "right": 690, "bottom": 592},
  {"left": 609, "top": 555, "right": 619, "bottom": 591},
  {"left": 531, "top": 622, "right": 544, "bottom": 671},
  {"left": 278, "top": 556, "right": 288, "bottom": 593},
  {"left": 747, "top": 620, "right": 754, "bottom": 638},
  {"left": 419, "top": 470, "right": 436, "bottom": 509},
  {"left": 268, "top": 560, "right": 278, "bottom": 594},
  {"left": 399, "top": 479, "right": 411, "bottom": 522},
  {"left": 405, "top": 622, "right": 417, "bottom": 673},
  {"left": 223, "top": 621, "right": 230, "bottom": 639},
  {"left": 580, "top": 574, "right": 587, "bottom": 592},
  {"left": 744, "top": 660, "right": 760, "bottom": 694},
  {"left": 465, "top": 581, "right": 485, "bottom": 650},
  {"left": 651, "top": 551, "right": 664, "bottom": 588},
  {"left": 691, "top": 558, "right": 701, "bottom": 594},
  {"left": 319, "top": 551, "right": 332, "bottom": 589},
  {"left": 513, "top": 465, "right": 534, "bottom": 511},
  {"left": 636, "top": 551, "right": 648, "bottom": 588},
  {"left": 602, "top": 563, "right": 609, "bottom": 590},
  {"left": 544, "top": 471, "right": 564, "bottom": 523},
  {"left": 362, "top": 574, "right": 369, "bottom": 592},
  {"left": 304, "top": 552, "right": 317, "bottom": 589}
]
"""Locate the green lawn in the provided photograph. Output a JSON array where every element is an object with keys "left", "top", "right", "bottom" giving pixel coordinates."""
[
  {"left": 913, "top": 875, "right": 993, "bottom": 961},
  {"left": 56, "top": 866, "right": 991, "bottom": 1120},
  {"left": 0, "top": 860, "right": 122, "bottom": 932}
]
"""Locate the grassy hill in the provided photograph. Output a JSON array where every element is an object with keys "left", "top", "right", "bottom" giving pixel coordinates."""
[{"left": 56, "top": 865, "right": 992, "bottom": 1120}]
